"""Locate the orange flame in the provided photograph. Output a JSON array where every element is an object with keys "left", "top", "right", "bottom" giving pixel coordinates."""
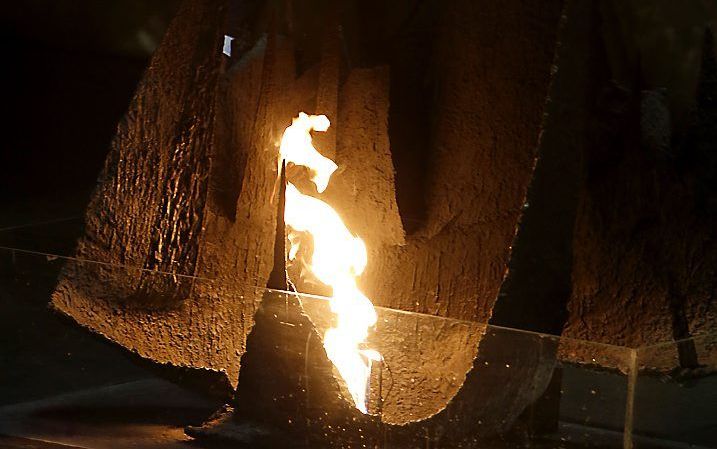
[{"left": 279, "top": 112, "right": 380, "bottom": 413}]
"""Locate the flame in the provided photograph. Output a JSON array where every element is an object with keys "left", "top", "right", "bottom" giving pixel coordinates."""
[
  {"left": 279, "top": 112, "right": 380, "bottom": 414},
  {"left": 279, "top": 112, "right": 337, "bottom": 193}
]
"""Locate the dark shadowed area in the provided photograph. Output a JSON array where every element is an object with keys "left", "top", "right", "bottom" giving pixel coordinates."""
[{"left": 0, "top": 0, "right": 181, "bottom": 407}]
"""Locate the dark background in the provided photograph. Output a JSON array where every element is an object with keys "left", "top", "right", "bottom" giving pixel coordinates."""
[
  {"left": 1, "top": 1, "right": 181, "bottom": 219},
  {"left": 0, "top": 0, "right": 182, "bottom": 407}
]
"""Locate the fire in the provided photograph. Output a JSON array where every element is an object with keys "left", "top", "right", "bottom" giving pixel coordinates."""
[
  {"left": 279, "top": 112, "right": 381, "bottom": 414},
  {"left": 279, "top": 113, "right": 337, "bottom": 193}
]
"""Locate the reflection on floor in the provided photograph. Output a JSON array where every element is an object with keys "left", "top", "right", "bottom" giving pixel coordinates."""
[{"left": 0, "top": 379, "right": 219, "bottom": 449}]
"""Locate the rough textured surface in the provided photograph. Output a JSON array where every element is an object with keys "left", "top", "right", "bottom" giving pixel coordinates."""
[
  {"left": 51, "top": 0, "right": 243, "bottom": 378},
  {"left": 360, "top": 0, "right": 565, "bottom": 323},
  {"left": 563, "top": 12, "right": 717, "bottom": 364},
  {"left": 284, "top": 0, "right": 564, "bottom": 426},
  {"left": 329, "top": 67, "right": 406, "bottom": 252},
  {"left": 52, "top": 0, "right": 282, "bottom": 388},
  {"left": 302, "top": 296, "right": 483, "bottom": 425},
  {"left": 52, "top": 0, "right": 564, "bottom": 430},
  {"left": 222, "top": 0, "right": 564, "bottom": 433},
  {"left": 52, "top": 19, "right": 327, "bottom": 389}
]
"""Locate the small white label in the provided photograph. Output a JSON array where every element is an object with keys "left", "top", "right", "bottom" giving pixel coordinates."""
[{"left": 223, "top": 35, "right": 234, "bottom": 57}]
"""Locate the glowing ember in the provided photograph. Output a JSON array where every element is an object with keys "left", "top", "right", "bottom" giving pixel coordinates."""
[{"left": 279, "top": 112, "right": 381, "bottom": 414}]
